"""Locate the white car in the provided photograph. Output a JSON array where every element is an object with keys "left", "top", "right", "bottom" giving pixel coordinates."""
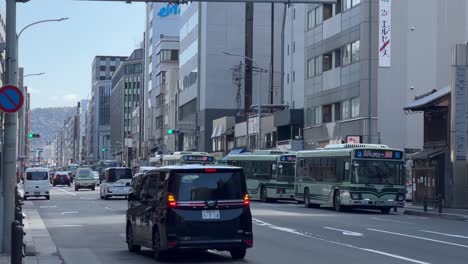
[
  {"left": 24, "top": 167, "right": 51, "bottom": 200},
  {"left": 100, "top": 167, "right": 132, "bottom": 200},
  {"left": 93, "top": 171, "right": 100, "bottom": 186}
]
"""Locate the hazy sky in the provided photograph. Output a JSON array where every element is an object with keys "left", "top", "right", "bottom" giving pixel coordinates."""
[{"left": 12, "top": 0, "right": 145, "bottom": 109}]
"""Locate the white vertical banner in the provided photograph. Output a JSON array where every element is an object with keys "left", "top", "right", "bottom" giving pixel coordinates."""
[{"left": 379, "top": 0, "right": 392, "bottom": 67}]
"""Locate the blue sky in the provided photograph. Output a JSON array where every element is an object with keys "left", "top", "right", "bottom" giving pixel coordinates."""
[{"left": 13, "top": 0, "right": 145, "bottom": 109}]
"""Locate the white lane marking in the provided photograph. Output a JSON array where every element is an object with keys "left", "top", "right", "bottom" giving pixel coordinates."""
[
  {"left": 324, "top": 227, "right": 363, "bottom": 237},
  {"left": 39, "top": 205, "right": 57, "bottom": 209},
  {"left": 58, "top": 225, "right": 83, "bottom": 227},
  {"left": 420, "top": 230, "right": 468, "bottom": 239},
  {"left": 367, "top": 228, "right": 468, "bottom": 249},
  {"left": 371, "top": 217, "right": 414, "bottom": 224},
  {"left": 104, "top": 207, "right": 114, "bottom": 211},
  {"left": 91, "top": 201, "right": 98, "bottom": 204},
  {"left": 61, "top": 211, "right": 78, "bottom": 215},
  {"left": 55, "top": 188, "right": 77, "bottom": 196},
  {"left": 79, "top": 197, "right": 95, "bottom": 200},
  {"left": 252, "top": 219, "right": 429, "bottom": 264}
]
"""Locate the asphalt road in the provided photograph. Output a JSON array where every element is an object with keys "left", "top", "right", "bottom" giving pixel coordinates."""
[{"left": 26, "top": 186, "right": 468, "bottom": 264}]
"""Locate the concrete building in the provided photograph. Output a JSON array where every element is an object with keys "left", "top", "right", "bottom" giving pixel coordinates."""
[
  {"left": 130, "top": 105, "right": 143, "bottom": 166},
  {"left": 178, "top": 2, "right": 284, "bottom": 152},
  {"left": 301, "top": 0, "right": 466, "bottom": 150},
  {"left": 78, "top": 99, "right": 89, "bottom": 164},
  {"left": 87, "top": 55, "right": 126, "bottom": 163},
  {"left": 110, "top": 49, "right": 144, "bottom": 166},
  {"left": 63, "top": 115, "right": 78, "bottom": 165},
  {"left": 144, "top": 2, "right": 180, "bottom": 157},
  {"left": 148, "top": 37, "right": 179, "bottom": 154},
  {"left": 17, "top": 68, "right": 32, "bottom": 170}
]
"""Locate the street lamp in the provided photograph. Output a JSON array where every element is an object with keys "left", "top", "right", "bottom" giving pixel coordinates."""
[
  {"left": 220, "top": 51, "right": 267, "bottom": 150},
  {"left": 18, "top": 18, "right": 69, "bottom": 39},
  {"left": 24, "top": 72, "right": 45, "bottom": 78}
]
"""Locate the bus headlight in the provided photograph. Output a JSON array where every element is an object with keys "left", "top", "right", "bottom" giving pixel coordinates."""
[{"left": 351, "top": 193, "right": 362, "bottom": 200}]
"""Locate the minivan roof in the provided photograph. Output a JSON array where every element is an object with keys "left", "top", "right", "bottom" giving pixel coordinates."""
[{"left": 25, "top": 167, "right": 49, "bottom": 172}]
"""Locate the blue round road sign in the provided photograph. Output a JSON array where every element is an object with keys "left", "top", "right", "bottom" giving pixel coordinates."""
[{"left": 0, "top": 85, "right": 24, "bottom": 113}]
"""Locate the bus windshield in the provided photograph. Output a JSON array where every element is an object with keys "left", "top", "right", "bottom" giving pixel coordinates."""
[
  {"left": 352, "top": 160, "right": 404, "bottom": 185},
  {"left": 278, "top": 162, "right": 295, "bottom": 183}
]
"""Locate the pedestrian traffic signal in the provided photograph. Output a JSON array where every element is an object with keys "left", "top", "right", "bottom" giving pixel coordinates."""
[
  {"left": 167, "top": 129, "right": 180, "bottom": 135},
  {"left": 28, "top": 133, "right": 40, "bottom": 138}
]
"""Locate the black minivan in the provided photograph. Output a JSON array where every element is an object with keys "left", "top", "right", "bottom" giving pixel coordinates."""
[{"left": 126, "top": 165, "right": 253, "bottom": 260}]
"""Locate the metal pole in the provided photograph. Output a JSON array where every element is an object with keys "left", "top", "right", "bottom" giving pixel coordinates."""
[
  {"left": 257, "top": 71, "right": 262, "bottom": 150},
  {"left": 367, "top": 0, "right": 372, "bottom": 143},
  {"left": 1, "top": 0, "right": 18, "bottom": 253}
]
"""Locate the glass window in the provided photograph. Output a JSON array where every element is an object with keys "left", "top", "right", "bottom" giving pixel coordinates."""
[
  {"left": 351, "top": 40, "right": 360, "bottom": 63},
  {"left": 342, "top": 100, "right": 350, "bottom": 120},
  {"left": 334, "top": 103, "right": 341, "bottom": 121},
  {"left": 307, "top": 10, "right": 314, "bottom": 29},
  {"left": 334, "top": 48, "right": 342, "bottom": 68},
  {"left": 315, "top": 6, "right": 322, "bottom": 25},
  {"left": 314, "top": 106, "right": 322, "bottom": 125},
  {"left": 292, "top": 71, "right": 296, "bottom": 82},
  {"left": 307, "top": 58, "right": 314, "bottom": 78},
  {"left": 323, "top": 4, "right": 333, "bottom": 21},
  {"left": 323, "top": 52, "right": 333, "bottom": 72},
  {"left": 353, "top": 0, "right": 361, "bottom": 7},
  {"left": 336, "top": 0, "right": 342, "bottom": 15},
  {"left": 174, "top": 172, "right": 245, "bottom": 201},
  {"left": 352, "top": 160, "right": 404, "bottom": 185},
  {"left": 287, "top": 44, "right": 290, "bottom": 56},
  {"left": 342, "top": 44, "right": 351, "bottom": 65},
  {"left": 293, "top": 41, "right": 296, "bottom": 53},
  {"left": 287, "top": 73, "right": 290, "bottom": 84},
  {"left": 322, "top": 104, "right": 333, "bottom": 123},
  {"left": 26, "top": 172, "right": 48, "bottom": 181},
  {"left": 107, "top": 169, "right": 132, "bottom": 182},
  {"left": 351, "top": 97, "right": 360, "bottom": 118}
]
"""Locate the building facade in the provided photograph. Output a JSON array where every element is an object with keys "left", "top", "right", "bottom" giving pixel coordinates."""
[
  {"left": 88, "top": 56, "right": 126, "bottom": 163},
  {"left": 78, "top": 99, "right": 89, "bottom": 164},
  {"left": 110, "top": 49, "right": 144, "bottom": 166},
  {"left": 144, "top": 2, "right": 180, "bottom": 157},
  {"left": 178, "top": 2, "right": 284, "bottom": 152}
]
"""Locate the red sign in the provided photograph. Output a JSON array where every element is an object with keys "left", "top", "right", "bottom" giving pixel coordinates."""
[
  {"left": 0, "top": 85, "right": 24, "bottom": 113},
  {"left": 346, "top": 135, "right": 361, "bottom": 144}
]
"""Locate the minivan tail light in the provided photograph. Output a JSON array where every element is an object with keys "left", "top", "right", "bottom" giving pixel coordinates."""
[
  {"left": 168, "top": 194, "right": 177, "bottom": 207},
  {"left": 204, "top": 168, "right": 217, "bottom": 173},
  {"left": 243, "top": 194, "right": 250, "bottom": 206},
  {"left": 244, "top": 239, "right": 253, "bottom": 247}
]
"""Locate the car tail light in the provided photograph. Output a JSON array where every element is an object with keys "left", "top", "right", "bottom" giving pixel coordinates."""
[
  {"left": 167, "top": 241, "right": 177, "bottom": 248},
  {"left": 168, "top": 194, "right": 177, "bottom": 208},
  {"left": 244, "top": 239, "right": 253, "bottom": 247},
  {"left": 243, "top": 194, "right": 250, "bottom": 206},
  {"left": 204, "top": 168, "right": 217, "bottom": 173}
]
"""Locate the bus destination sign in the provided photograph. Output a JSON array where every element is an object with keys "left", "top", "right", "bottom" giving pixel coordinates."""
[
  {"left": 183, "top": 155, "right": 215, "bottom": 162},
  {"left": 280, "top": 155, "right": 296, "bottom": 162},
  {"left": 355, "top": 149, "right": 403, "bottom": 160}
]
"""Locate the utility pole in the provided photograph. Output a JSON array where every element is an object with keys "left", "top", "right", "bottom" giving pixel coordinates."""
[{"left": 1, "top": 0, "right": 18, "bottom": 253}]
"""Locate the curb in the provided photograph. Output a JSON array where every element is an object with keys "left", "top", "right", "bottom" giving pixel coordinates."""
[{"left": 403, "top": 209, "right": 468, "bottom": 221}]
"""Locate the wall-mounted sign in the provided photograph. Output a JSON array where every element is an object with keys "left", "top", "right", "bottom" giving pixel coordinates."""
[
  {"left": 454, "top": 66, "right": 467, "bottom": 160},
  {"left": 158, "top": 3, "right": 180, "bottom": 17},
  {"left": 378, "top": 0, "right": 392, "bottom": 67},
  {"left": 346, "top": 135, "right": 362, "bottom": 144}
]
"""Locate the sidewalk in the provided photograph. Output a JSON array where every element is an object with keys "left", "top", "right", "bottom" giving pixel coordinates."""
[
  {"left": 23, "top": 201, "right": 62, "bottom": 264},
  {"left": 403, "top": 203, "right": 468, "bottom": 221}
]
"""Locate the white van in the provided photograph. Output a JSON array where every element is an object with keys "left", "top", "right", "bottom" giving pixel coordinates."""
[
  {"left": 100, "top": 167, "right": 132, "bottom": 200},
  {"left": 24, "top": 167, "right": 51, "bottom": 200}
]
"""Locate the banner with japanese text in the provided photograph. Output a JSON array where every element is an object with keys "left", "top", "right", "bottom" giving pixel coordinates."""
[{"left": 379, "top": 0, "right": 391, "bottom": 67}]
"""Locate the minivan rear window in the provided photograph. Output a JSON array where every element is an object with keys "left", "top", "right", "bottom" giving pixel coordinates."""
[
  {"left": 108, "top": 169, "right": 132, "bottom": 182},
  {"left": 26, "top": 172, "right": 48, "bottom": 181},
  {"left": 174, "top": 171, "right": 245, "bottom": 201}
]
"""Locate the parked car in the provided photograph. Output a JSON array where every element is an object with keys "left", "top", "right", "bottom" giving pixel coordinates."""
[
  {"left": 74, "top": 168, "right": 96, "bottom": 191},
  {"left": 24, "top": 167, "right": 51, "bottom": 200},
  {"left": 126, "top": 165, "right": 253, "bottom": 260},
  {"left": 52, "top": 171, "right": 71, "bottom": 187}
]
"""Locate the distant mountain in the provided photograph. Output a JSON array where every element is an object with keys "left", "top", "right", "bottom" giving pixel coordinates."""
[{"left": 30, "top": 107, "right": 76, "bottom": 150}]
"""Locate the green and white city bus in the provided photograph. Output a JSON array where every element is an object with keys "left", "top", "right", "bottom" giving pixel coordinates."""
[
  {"left": 161, "top": 151, "right": 216, "bottom": 166},
  {"left": 225, "top": 153, "right": 295, "bottom": 202},
  {"left": 295, "top": 144, "right": 405, "bottom": 214}
]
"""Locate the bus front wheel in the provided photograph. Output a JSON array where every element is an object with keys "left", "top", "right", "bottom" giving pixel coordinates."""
[
  {"left": 333, "top": 190, "right": 344, "bottom": 212},
  {"left": 304, "top": 188, "right": 311, "bottom": 208},
  {"left": 260, "top": 186, "right": 268, "bottom": 203}
]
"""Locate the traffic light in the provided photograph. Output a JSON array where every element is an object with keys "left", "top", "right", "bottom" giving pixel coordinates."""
[
  {"left": 167, "top": 129, "right": 180, "bottom": 135},
  {"left": 28, "top": 133, "right": 40, "bottom": 138},
  {"left": 102, "top": 148, "right": 108, "bottom": 152}
]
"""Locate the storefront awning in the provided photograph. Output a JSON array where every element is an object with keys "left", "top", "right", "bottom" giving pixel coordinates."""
[
  {"left": 211, "top": 124, "right": 225, "bottom": 138},
  {"left": 211, "top": 126, "right": 219, "bottom": 138},
  {"left": 411, "top": 148, "right": 445, "bottom": 160}
]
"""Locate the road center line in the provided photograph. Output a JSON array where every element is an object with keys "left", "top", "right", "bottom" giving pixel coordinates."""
[
  {"left": 367, "top": 228, "right": 468, "bottom": 248},
  {"left": 371, "top": 217, "right": 414, "bottom": 224},
  {"left": 104, "top": 207, "right": 114, "bottom": 211},
  {"left": 55, "top": 187, "right": 77, "bottom": 196},
  {"left": 324, "top": 227, "right": 363, "bottom": 236},
  {"left": 420, "top": 230, "right": 468, "bottom": 239},
  {"left": 252, "top": 219, "right": 429, "bottom": 264}
]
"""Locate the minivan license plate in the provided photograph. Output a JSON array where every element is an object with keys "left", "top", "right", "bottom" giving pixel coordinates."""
[{"left": 202, "top": 210, "right": 220, "bottom": 220}]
